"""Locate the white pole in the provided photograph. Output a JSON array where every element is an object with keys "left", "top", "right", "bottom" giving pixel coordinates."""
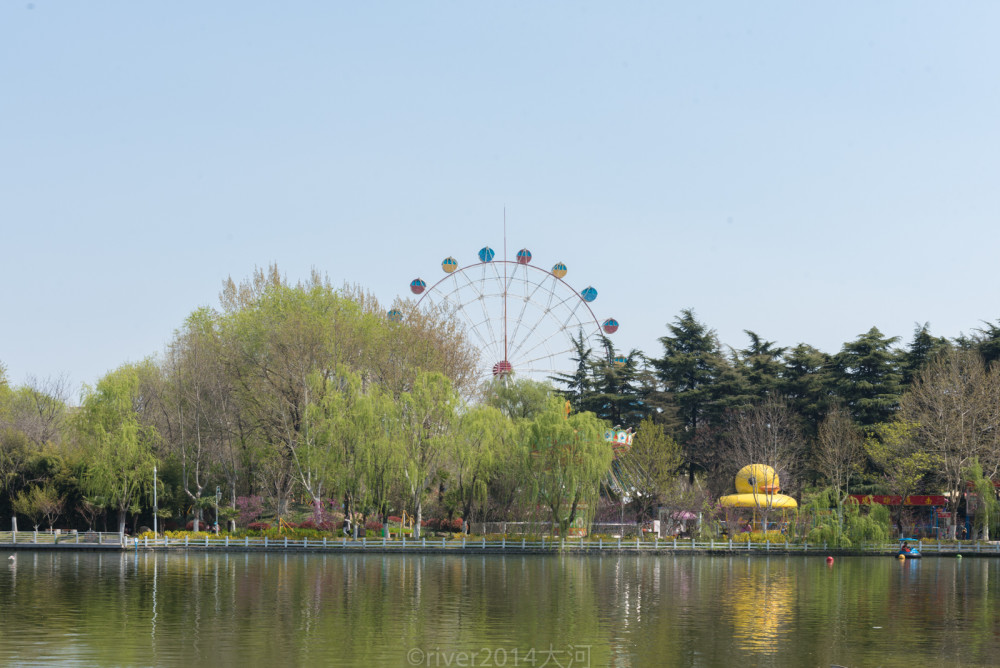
[{"left": 153, "top": 465, "right": 158, "bottom": 536}]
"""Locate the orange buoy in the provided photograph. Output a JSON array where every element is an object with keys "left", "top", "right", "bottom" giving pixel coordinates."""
[{"left": 826, "top": 556, "right": 834, "bottom": 564}]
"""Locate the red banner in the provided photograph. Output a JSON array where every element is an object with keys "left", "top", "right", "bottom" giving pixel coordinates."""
[{"left": 848, "top": 494, "right": 948, "bottom": 506}]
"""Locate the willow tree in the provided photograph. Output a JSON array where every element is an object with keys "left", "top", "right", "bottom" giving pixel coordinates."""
[
  {"left": 400, "top": 371, "right": 459, "bottom": 538},
  {"left": 523, "top": 398, "right": 611, "bottom": 535},
  {"left": 451, "top": 404, "right": 512, "bottom": 523},
  {"left": 78, "top": 362, "right": 158, "bottom": 535},
  {"left": 306, "top": 367, "right": 402, "bottom": 525}
]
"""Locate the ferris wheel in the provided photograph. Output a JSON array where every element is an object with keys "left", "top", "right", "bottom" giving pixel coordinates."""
[{"left": 390, "top": 244, "right": 621, "bottom": 387}]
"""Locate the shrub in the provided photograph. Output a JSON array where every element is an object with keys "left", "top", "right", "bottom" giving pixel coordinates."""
[
  {"left": 365, "top": 520, "right": 384, "bottom": 531},
  {"left": 236, "top": 496, "right": 264, "bottom": 527},
  {"left": 247, "top": 522, "right": 272, "bottom": 531}
]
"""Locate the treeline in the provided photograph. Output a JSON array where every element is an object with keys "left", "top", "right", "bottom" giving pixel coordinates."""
[
  {"left": 557, "top": 308, "right": 1000, "bottom": 538},
  {"left": 0, "top": 268, "right": 613, "bottom": 536},
  {"left": 2, "top": 269, "right": 1000, "bottom": 539}
]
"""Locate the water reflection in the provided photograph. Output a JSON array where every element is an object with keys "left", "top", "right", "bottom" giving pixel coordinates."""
[
  {"left": 724, "top": 558, "right": 794, "bottom": 655},
  {"left": 0, "top": 553, "right": 999, "bottom": 666}
]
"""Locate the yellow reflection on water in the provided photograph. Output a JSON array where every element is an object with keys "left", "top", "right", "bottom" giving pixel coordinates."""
[{"left": 725, "top": 559, "right": 794, "bottom": 655}]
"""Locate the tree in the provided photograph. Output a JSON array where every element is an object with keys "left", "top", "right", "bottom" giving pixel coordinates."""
[
  {"left": 522, "top": 398, "right": 611, "bottom": 535},
  {"left": 778, "top": 343, "right": 832, "bottom": 439},
  {"left": 621, "top": 416, "right": 683, "bottom": 523},
  {"left": 831, "top": 327, "right": 903, "bottom": 426},
  {"left": 77, "top": 362, "right": 158, "bottom": 535},
  {"left": 814, "top": 405, "right": 864, "bottom": 525},
  {"left": 549, "top": 331, "right": 595, "bottom": 413},
  {"left": 901, "top": 323, "right": 951, "bottom": 386},
  {"left": 736, "top": 331, "right": 787, "bottom": 400},
  {"left": 12, "top": 484, "right": 64, "bottom": 531},
  {"left": 482, "top": 377, "right": 552, "bottom": 420},
  {"left": 864, "top": 421, "right": 939, "bottom": 536},
  {"left": 451, "top": 405, "right": 511, "bottom": 523},
  {"left": 400, "top": 372, "right": 459, "bottom": 538},
  {"left": 716, "top": 397, "right": 803, "bottom": 530},
  {"left": 898, "top": 348, "right": 1000, "bottom": 538},
  {"left": 584, "top": 344, "right": 651, "bottom": 428},
  {"left": 654, "top": 309, "right": 728, "bottom": 478},
  {"left": 965, "top": 458, "right": 999, "bottom": 541}
]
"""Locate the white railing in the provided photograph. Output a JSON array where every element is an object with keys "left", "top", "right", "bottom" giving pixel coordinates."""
[
  {"left": 4, "top": 532, "right": 999, "bottom": 556},
  {"left": 0, "top": 530, "right": 124, "bottom": 545}
]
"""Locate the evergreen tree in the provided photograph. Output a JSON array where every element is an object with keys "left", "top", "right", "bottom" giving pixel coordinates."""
[
  {"left": 779, "top": 343, "right": 832, "bottom": 439},
  {"left": 901, "top": 323, "right": 951, "bottom": 386},
  {"left": 584, "top": 341, "right": 650, "bottom": 428},
  {"left": 973, "top": 319, "right": 1000, "bottom": 366},
  {"left": 736, "top": 331, "right": 787, "bottom": 400},
  {"left": 654, "top": 309, "right": 728, "bottom": 477},
  {"left": 549, "top": 331, "right": 594, "bottom": 413},
  {"left": 831, "top": 327, "right": 904, "bottom": 426}
]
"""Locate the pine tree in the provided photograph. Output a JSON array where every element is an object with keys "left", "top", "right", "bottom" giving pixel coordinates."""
[{"left": 831, "top": 327, "right": 904, "bottom": 426}]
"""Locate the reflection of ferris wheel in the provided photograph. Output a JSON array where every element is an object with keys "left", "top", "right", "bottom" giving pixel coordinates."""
[{"left": 390, "top": 244, "right": 621, "bottom": 386}]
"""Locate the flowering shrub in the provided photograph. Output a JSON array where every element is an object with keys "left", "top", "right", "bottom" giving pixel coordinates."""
[
  {"left": 730, "top": 531, "right": 784, "bottom": 544},
  {"left": 424, "top": 518, "right": 464, "bottom": 532},
  {"left": 236, "top": 496, "right": 264, "bottom": 526},
  {"left": 365, "top": 520, "right": 383, "bottom": 530},
  {"left": 247, "top": 521, "right": 272, "bottom": 531}
]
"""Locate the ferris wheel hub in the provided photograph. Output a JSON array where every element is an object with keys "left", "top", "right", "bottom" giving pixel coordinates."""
[{"left": 492, "top": 360, "right": 513, "bottom": 377}]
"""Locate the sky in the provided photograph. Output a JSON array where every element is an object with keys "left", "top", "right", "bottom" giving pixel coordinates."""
[{"left": 2, "top": 2, "right": 999, "bottom": 398}]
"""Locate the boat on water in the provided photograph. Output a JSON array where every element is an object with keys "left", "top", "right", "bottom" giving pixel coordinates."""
[{"left": 898, "top": 538, "right": 921, "bottom": 559}]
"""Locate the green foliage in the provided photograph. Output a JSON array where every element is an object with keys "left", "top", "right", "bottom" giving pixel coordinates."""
[
  {"left": 523, "top": 398, "right": 612, "bottom": 535},
  {"left": 77, "top": 361, "right": 159, "bottom": 533},
  {"left": 832, "top": 327, "right": 904, "bottom": 426},
  {"left": 844, "top": 501, "right": 891, "bottom": 544}
]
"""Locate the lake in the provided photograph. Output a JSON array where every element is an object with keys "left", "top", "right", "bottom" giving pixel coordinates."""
[{"left": 1, "top": 550, "right": 996, "bottom": 667}]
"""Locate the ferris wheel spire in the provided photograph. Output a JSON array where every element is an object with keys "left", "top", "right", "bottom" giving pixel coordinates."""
[{"left": 503, "top": 206, "right": 508, "bottom": 365}]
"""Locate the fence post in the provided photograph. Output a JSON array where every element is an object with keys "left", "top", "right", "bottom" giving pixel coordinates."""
[
  {"left": 305, "top": 537, "right": 309, "bottom": 548},
  {"left": 185, "top": 535, "right": 189, "bottom": 547},
  {"left": 562, "top": 539, "right": 565, "bottom": 551},
  {"left": 422, "top": 537, "right": 426, "bottom": 549},
  {"left": 264, "top": 536, "right": 268, "bottom": 548},
  {"left": 502, "top": 537, "right": 506, "bottom": 550},
  {"left": 144, "top": 536, "right": 148, "bottom": 549},
  {"left": 729, "top": 538, "right": 733, "bottom": 550},
  {"left": 599, "top": 538, "right": 602, "bottom": 550},
  {"left": 617, "top": 537, "right": 621, "bottom": 550},
  {"left": 442, "top": 537, "right": 445, "bottom": 549},
  {"left": 636, "top": 537, "right": 640, "bottom": 551},
  {"left": 324, "top": 537, "right": 327, "bottom": 548},
  {"left": 245, "top": 536, "right": 249, "bottom": 548},
  {"left": 164, "top": 535, "right": 168, "bottom": 547},
  {"left": 284, "top": 537, "right": 288, "bottom": 548},
  {"left": 521, "top": 538, "right": 525, "bottom": 550},
  {"left": 225, "top": 536, "right": 229, "bottom": 548},
  {"left": 482, "top": 537, "right": 486, "bottom": 549},
  {"left": 205, "top": 536, "right": 208, "bottom": 547},
  {"left": 691, "top": 538, "right": 695, "bottom": 551},
  {"left": 710, "top": 539, "right": 714, "bottom": 551},
  {"left": 363, "top": 537, "right": 366, "bottom": 548},
  {"left": 462, "top": 537, "right": 465, "bottom": 549}
]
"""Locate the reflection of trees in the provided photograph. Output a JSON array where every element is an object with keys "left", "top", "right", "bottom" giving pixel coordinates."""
[{"left": 5, "top": 553, "right": 1000, "bottom": 666}]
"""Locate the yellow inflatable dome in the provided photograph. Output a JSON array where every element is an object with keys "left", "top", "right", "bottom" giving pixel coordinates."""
[{"left": 719, "top": 464, "right": 798, "bottom": 509}]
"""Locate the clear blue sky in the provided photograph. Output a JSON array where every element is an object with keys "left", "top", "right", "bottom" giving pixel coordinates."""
[{"left": 2, "top": 2, "right": 998, "bottom": 397}]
